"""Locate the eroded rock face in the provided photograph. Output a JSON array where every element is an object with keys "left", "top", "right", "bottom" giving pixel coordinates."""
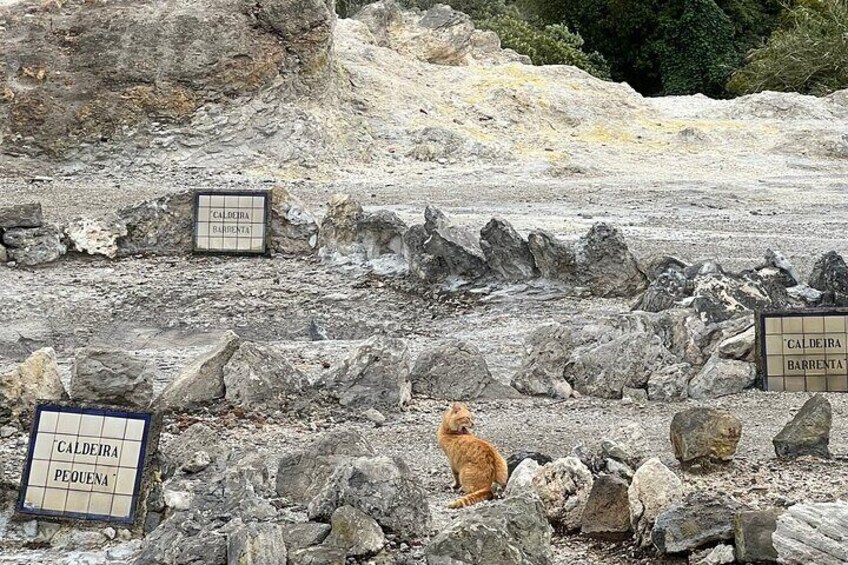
[
  {"left": 773, "top": 393, "right": 832, "bottom": 459},
  {"left": 688, "top": 354, "right": 755, "bottom": 399},
  {"left": 809, "top": 251, "right": 848, "bottom": 295},
  {"left": 116, "top": 191, "right": 195, "bottom": 256},
  {"left": 419, "top": 206, "right": 489, "bottom": 281},
  {"left": 772, "top": 501, "right": 848, "bottom": 565},
  {"left": 70, "top": 347, "right": 155, "bottom": 409},
  {"left": 222, "top": 341, "right": 308, "bottom": 410},
  {"left": 269, "top": 185, "right": 319, "bottom": 256},
  {"left": 480, "top": 218, "right": 538, "bottom": 280},
  {"left": 2, "top": 225, "right": 66, "bottom": 266},
  {"left": 426, "top": 491, "right": 553, "bottom": 565},
  {"left": 0, "top": 0, "right": 336, "bottom": 159},
  {"left": 66, "top": 214, "right": 128, "bottom": 259},
  {"left": 532, "top": 457, "right": 593, "bottom": 531},
  {"left": 651, "top": 493, "right": 748, "bottom": 554},
  {"left": 319, "top": 193, "right": 407, "bottom": 260},
  {"left": 410, "top": 341, "right": 521, "bottom": 400},
  {"left": 0, "top": 348, "right": 67, "bottom": 426},
  {"left": 511, "top": 322, "right": 577, "bottom": 398}
]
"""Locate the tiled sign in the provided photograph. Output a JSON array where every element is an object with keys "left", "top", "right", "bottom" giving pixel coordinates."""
[
  {"left": 758, "top": 310, "right": 848, "bottom": 392},
  {"left": 16, "top": 404, "right": 154, "bottom": 524},
  {"left": 193, "top": 191, "right": 269, "bottom": 255}
]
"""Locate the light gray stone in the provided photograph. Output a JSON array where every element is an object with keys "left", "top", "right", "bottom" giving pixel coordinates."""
[
  {"left": 3, "top": 225, "right": 66, "bottom": 266},
  {"left": 511, "top": 322, "right": 576, "bottom": 398},
  {"left": 480, "top": 217, "right": 538, "bottom": 280},
  {"left": 269, "top": 185, "right": 319, "bottom": 256},
  {"left": 280, "top": 522, "right": 331, "bottom": 552},
  {"left": 226, "top": 521, "right": 287, "bottom": 565},
  {"left": 70, "top": 347, "right": 155, "bottom": 409},
  {"left": 307, "top": 455, "right": 431, "bottom": 542},
  {"left": 426, "top": 491, "right": 553, "bottom": 565},
  {"left": 716, "top": 325, "right": 755, "bottom": 361},
  {"left": 647, "top": 363, "right": 692, "bottom": 401},
  {"left": 533, "top": 457, "right": 593, "bottom": 531},
  {"left": 0, "top": 348, "right": 67, "bottom": 426},
  {"left": 690, "top": 544, "right": 735, "bottom": 565},
  {"left": 773, "top": 501, "right": 848, "bottom": 565},
  {"left": 410, "top": 340, "right": 521, "bottom": 400},
  {"left": 0, "top": 203, "right": 42, "bottom": 229},
  {"left": 155, "top": 331, "right": 240, "bottom": 412},
  {"left": 324, "top": 505, "right": 386, "bottom": 557},
  {"left": 628, "top": 458, "right": 684, "bottom": 547},
  {"left": 223, "top": 342, "right": 308, "bottom": 410},
  {"left": 116, "top": 191, "right": 194, "bottom": 257},
  {"left": 688, "top": 353, "right": 755, "bottom": 399},
  {"left": 66, "top": 214, "right": 127, "bottom": 259}
]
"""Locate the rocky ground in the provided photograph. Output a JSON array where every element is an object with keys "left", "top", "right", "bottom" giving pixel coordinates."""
[{"left": 2, "top": 0, "right": 848, "bottom": 563}]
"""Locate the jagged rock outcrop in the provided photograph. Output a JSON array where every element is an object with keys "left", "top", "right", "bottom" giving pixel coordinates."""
[{"left": 410, "top": 341, "right": 521, "bottom": 400}]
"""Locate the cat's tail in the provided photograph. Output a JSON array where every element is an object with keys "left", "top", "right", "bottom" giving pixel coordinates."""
[{"left": 448, "top": 487, "right": 493, "bottom": 509}]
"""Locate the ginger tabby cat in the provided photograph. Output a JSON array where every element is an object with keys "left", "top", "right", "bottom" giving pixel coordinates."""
[{"left": 437, "top": 402, "right": 508, "bottom": 508}]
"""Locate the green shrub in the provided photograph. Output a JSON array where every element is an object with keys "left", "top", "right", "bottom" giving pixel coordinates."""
[
  {"left": 478, "top": 14, "right": 611, "bottom": 77},
  {"left": 728, "top": 0, "right": 848, "bottom": 95}
]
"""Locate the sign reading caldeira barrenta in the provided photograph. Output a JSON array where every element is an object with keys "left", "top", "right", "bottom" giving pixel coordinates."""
[
  {"left": 193, "top": 191, "right": 269, "bottom": 255},
  {"left": 16, "top": 404, "right": 155, "bottom": 524},
  {"left": 758, "top": 309, "right": 848, "bottom": 392}
]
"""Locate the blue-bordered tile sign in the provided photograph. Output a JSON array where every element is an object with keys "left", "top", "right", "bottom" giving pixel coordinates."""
[
  {"left": 758, "top": 308, "right": 848, "bottom": 393},
  {"left": 193, "top": 190, "right": 270, "bottom": 255},
  {"left": 16, "top": 404, "right": 154, "bottom": 524}
]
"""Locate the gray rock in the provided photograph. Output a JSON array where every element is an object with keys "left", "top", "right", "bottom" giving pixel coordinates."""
[
  {"left": 651, "top": 493, "right": 747, "bottom": 554},
  {"left": 566, "top": 332, "right": 677, "bottom": 399},
  {"left": 226, "top": 521, "right": 288, "bottom": 565},
  {"left": 135, "top": 512, "right": 227, "bottom": 565},
  {"left": 269, "top": 185, "right": 319, "bottom": 256},
  {"left": 689, "top": 271, "right": 788, "bottom": 324},
  {"left": 773, "top": 393, "right": 832, "bottom": 459},
  {"left": 116, "top": 191, "right": 194, "bottom": 257},
  {"left": 0, "top": 243, "right": 6, "bottom": 262},
  {"left": 308, "top": 319, "right": 329, "bottom": 341},
  {"left": 161, "top": 423, "right": 229, "bottom": 475},
  {"left": 772, "top": 501, "right": 848, "bottom": 565},
  {"left": 580, "top": 475, "right": 632, "bottom": 541},
  {"left": 276, "top": 430, "right": 375, "bottom": 504},
  {"left": 420, "top": 206, "right": 488, "bottom": 280},
  {"left": 70, "top": 347, "right": 155, "bottom": 409},
  {"left": 410, "top": 341, "right": 521, "bottom": 400},
  {"left": 808, "top": 251, "right": 848, "bottom": 295},
  {"left": 222, "top": 342, "right": 308, "bottom": 410},
  {"left": 280, "top": 522, "right": 331, "bottom": 552},
  {"left": 323, "top": 336, "right": 411, "bottom": 412},
  {"left": 670, "top": 407, "right": 742, "bottom": 470},
  {"left": 716, "top": 325, "right": 755, "bottom": 360},
  {"left": 426, "top": 491, "right": 553, "bottom": 565},
  {"left": 504, "top": 458, "right": 542, "bottom": 496},
  {"left": 155, "top": 331, "right": 240, "bottom": 412},
  {"left": 734, "top": 509, "right": 782, "bottom": 563},
  {"left": 764, "top": 249, "right": 801, "bottom": 285},
  {"left": 0, "top": 203, "right": 42, "bottom": 229},
  {"left": 628, "top": 458, "right": 684, "bottom": 547},
  {"left": 3, "top": 225, "right": 66, "bottom": 266},
  {"left": 573, "top": 222, "right": 648, "bottom": 298},
  {"left": 647, "top": 363, "right": 692, "bottom": 402},
  {"left": 690, "top": 544, "right": 735, "bottom": 565},
  {"left": 402, "top": 224, "right": 449, "bottom": 282},
  {"left": 527, "top": 230, "right": 576, "bottom": 281},
  {"left": 181, "top": 450, "right": 212, "bottom": 474},
  {"left": 0, "top": 425, "right": 15, "bottom": 438},
  {"left": 0, "top": 348, "right": 67, "bottom": 426},
  {"left": 688, "top": 353, "right": 755, "bottom": 399},
  {"left": 640, "top": 255, "right": 689, "bottom": 281},
  {"left": 602, "top": 421, "right": 650, "bottom": 468},
  {"left": 65, "top": 214, "right": 127, "bottom": 259},
  {"left": 635, "top": 269, "right": 691, "bottom": 312},
  {"left": 506, "top": 451, "right": 553, "bottom": 478},
  {"left": 362, "top": 408, "right": 386, "bottom": 424},
  {"left": 533, "top": 457, "right": 593, "bottom": 531},
  {"left": 353, "top": 0, "right": 404, "bottom": 47},
  {"left": 318, "top": 194, "right": 406, "bottom": 259},
  {"left": 307, "top": 455, "right": 431, "bottom": 542},
  {"left": 356, "top": 209, "right": 408, "bottom": 259},
  {"left": 480, "top": 217, "right": 538, "bottom": 280},
  {"left": 511, "top": 322, "right": 576, "bottom": 398},
  {"left": 324, "top": 505, "right": 386, "bottom": 557},
  {"left": 288, "top": 546, "right": 346, "bottom": 565},
  {"left": 786, "top": 284, "right": 824, "bottom": 304}
]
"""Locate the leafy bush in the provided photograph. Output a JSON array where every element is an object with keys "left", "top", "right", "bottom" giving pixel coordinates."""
[
  {"left": 728, "top": 0, "right": 848, "bottom": 95},
  {"left": 479, "top": 15, "right": 611, "bottom": 77}
]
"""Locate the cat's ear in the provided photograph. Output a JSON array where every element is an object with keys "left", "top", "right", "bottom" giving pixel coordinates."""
[{"left": 451, "top": 402, "right": 462, "bottom": 412}]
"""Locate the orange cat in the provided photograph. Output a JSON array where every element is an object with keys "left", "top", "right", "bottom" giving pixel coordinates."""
[{"left": 437, "top": 402, "right": 508, "bottom": 508}]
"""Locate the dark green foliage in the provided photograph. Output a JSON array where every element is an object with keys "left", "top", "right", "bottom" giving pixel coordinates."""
[
  {"left": 478, "top": 15, "right": 611, "bottom": 76},
  {"left": 728, "top": 0, "right": 848, "bottom": 95}
]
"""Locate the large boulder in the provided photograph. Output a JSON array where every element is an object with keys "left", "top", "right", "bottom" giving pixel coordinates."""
[
  {"left": 276, "top": 430, "right": 375, "bottom": 505},
  {"left": 419, "top": 206, "right": 488, "bottom": 280},
  {"left": 670, "top": 407, "right": 742, "bottom": 470},
  {"left": 479, "top": 218, "right": 538, "bottom": 281},
  {"left": 2, "top": 225, "right": 66, "bottom": 266},
  {"left": 532, "top": 457, "right": 593, "bottom": 531},
  {"left": 307, "top": 455, "right": 431, "bottom": 542},
  {"left": 0, "top": 0, "right": 336, "bottom": 160},
  {"left": 772, "top": 393, "right": 832, "bottom": 459},
  {"left": 155, "top": 331, "right": 241, "bottom": 412},
  {"left": 689, "top": 271, "right": 788, "bottom": 324},
  {"left": 410, "top": 341, "right": 521, "bottom": 400},
  {"left": 511, "top": 322, "right": 576, "bottom": 398},
  {"left": 318, "top": 194, "right": 406, "bottom": 260},
  {"left": 65, "top": 214, "right": 128, "bottom": 259},
  {"left": 688, "top": 353, "right": 755, "bottom": 399},
  {"left": 772, "top": 501, "right": 848, "bottom": 565},
  {"left": 647, "top": 363, "right": 693, "bottom": 402},
  {"left": 322, "top": 336, "right": 411, "bottom": 412},
  {"left": 269, "top": 185, "right": 319, "bottom": 256},
  {"left": 628, "top": 458, "right": 683, "bottom": 547},
  {"left": 0, "top": 348, "right": 67, "bottom": 426},
  {"left": 70, "top": 347, "right": 155, "bottom": 409},
  {"left": 323, "top": 505, "right": 386, "bottom": 558},
  {"left": 0, "top": 203, "right": 42, "bottom": 229},
  {"left": 222, "top": 342, "right": 308, "bottom": 410},
  {"left": 808, "top": 251, "right": 848, "bottom": 295},
  {"left": 651, "top": 493, "right": 748, "bottom": 554},
  {"left": 426, "top": 491, "right": 553, "bottom": 565},
  {"left": 716, "top": 325, "right": 755, "bottom": 361},
  {"left": 527, "top": 230, "right": 576, "bottom": 281}
]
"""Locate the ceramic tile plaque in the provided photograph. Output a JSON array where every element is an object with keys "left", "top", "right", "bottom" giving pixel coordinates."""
[
  {"left": 193, "top": 191, "right": 269, "bottom": 255},
  {"left": 758, "top": 309, "right": 848, "bottom": 392},
  {"left": 16, "top": 404, "right": 154, "bottom": 524}
]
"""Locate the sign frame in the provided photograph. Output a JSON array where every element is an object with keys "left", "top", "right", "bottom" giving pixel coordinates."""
[
  {"left": 756, "top": 307, "right": 848, "bottom": 393},
  {"left": 192, "top": 190, "right": 271, "bottom": 256},
  {"left": 14, "top": 401, "right": 161, "bottom": 529}
]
